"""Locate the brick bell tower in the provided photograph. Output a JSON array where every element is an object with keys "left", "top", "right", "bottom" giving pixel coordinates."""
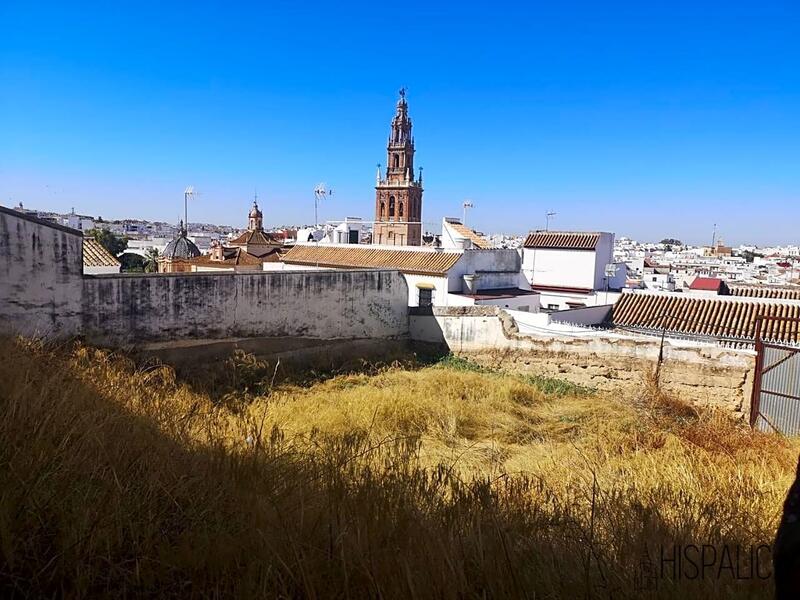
[{"left": 373, "top": 88, "right": 423, "bottom": 246}]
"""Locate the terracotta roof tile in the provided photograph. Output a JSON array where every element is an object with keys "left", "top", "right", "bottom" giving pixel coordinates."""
[
  {"left": 282, "top": 244, "right": 462, "bottom": 275},
  {"left": 523, "top": 231, "right": 601, "bottom": 250},
  {"left": 187, "top": 247, "right": 264, "bottom": 268},
  {"left": 730, "top": 286, "right": 800, "bottom": 300},
  {"left": 609, "top": 293, "right": 800, "bottom": 342},
  {"left": 82, "top": 237, "right": 121, "bottom": 268},
  {"left": 229, "top": 229, "right": 281, "bottom": 246},
  {"left": 447, "top": 221, "right": 490, "bottom": 248}
]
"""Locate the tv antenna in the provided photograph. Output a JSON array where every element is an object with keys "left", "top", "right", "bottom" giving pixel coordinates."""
[
  {"left": 183, "top": 186, "right": 196, "bottom": 232},
  {"left": 545, "top": 211, "right": 557, "bottom": 231},
  {"left": 313, "top": 183, "right": 333, "bottom": 227},
  {"left": 462, "top": 200, "right": 474, "bottom": 226}
]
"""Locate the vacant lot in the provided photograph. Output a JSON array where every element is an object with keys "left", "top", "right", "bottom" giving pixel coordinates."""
[{"left": 0, "top": 338, "right": 795, "bottom": 598}]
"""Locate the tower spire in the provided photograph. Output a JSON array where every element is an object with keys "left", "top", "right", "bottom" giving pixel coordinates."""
[{"left": 373, "top": 89, "right": 423, "bottom": 246}]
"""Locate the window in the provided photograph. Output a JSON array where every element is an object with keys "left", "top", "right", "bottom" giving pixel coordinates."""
[
  {"left": 393, "top": 155, "right": 400, "bottom": 168},
  {"left": 379, "top": 202, "right": 385, "bottom": 218},
  {"left": 398, "top": 202, "right": 404, "bottom": 218},
  {"left": 389, "top": 196, "right": 395, "bottom": 218},
  {"left": 547, "top": 303, "right": 559, "bottom": 310},
  {"left": 652, "top": 276, "right": 658, "bottom": 282},
  {"left": 418, "top": 288, "right": 433, "bottom": 307}
]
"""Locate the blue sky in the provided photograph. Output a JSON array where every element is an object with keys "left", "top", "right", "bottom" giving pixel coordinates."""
[{"left": 1, "top": 1, "right": 798, "bottom": 245}]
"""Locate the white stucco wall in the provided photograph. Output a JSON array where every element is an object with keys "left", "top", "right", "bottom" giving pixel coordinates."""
[
  {"left": 83, "top": 265, "right": 122, "bottom": 276},
  {"left": 521, "top": 232, "right": 616, "bottom": 292},
  {"left": 522, "top": 248, "right": 597, "bottom": 290}
]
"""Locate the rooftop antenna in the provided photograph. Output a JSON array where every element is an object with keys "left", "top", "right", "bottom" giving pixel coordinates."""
[
  {"left": 545, "top": 211, "right": 557, "bottom": 231},
  {"left": 462, "top": 200, "right": 474, "bottom": 226},
  {"left": 183, "top": 186, "right": 195, "bottom": 233},
  {"left": 711, "top": 223, "right": 717, "bottom": 248},
  {"left": 313, "top": 183, "right": 333, "bottom": 227}
]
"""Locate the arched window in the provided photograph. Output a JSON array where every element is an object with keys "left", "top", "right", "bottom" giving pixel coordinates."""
[
  {"left": 389, "top": 196, "right": 395, "bottom": 218},
  {"left": 393, "top": 155, "right": 400, "bottom": 168},
  {"left": 399, "top": 202, "right": 404, "bottom": 218},
  {"left": 379, "top": 201, "right": 385, "bottom": 218}
]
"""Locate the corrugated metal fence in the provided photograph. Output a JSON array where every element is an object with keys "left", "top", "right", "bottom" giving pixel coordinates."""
[{"left": 751, "top": 316, "right": 800, "bottom": 435}]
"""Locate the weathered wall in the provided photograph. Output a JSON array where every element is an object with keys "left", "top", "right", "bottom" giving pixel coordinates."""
[
  {"left": 0, "top": 207, "right": 85, "bottom": 338},
  {"left": 82, "top": 269, "right": 408, "bottom": 344},
  {"left": 1, "top": 206, "right": 410, "bottom": 345},
  {"left": 411, "top": 306, "right": 756, "bottom": 415}
]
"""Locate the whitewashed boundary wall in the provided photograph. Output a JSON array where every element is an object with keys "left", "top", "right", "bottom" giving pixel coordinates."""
[{"left": 0, "top": 207, "right": 409, "bottom": 344}]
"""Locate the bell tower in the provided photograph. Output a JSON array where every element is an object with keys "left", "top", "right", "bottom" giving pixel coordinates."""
[{"left": 374, "top": 88, "right": 423, "bottom": 246}]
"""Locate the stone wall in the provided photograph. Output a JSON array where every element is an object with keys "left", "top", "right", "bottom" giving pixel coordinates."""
[
  {"left": 1, "top": 206, "right": 409, "bottom": 345},
  {"left": 411, "top": 306, "right": 756, "bottom": 415}
]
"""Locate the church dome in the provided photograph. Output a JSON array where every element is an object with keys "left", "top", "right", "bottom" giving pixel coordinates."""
[
  {"left": 163, "top": 232, "right": 201, "bottom": 260},
  {"left": 249, "top": 201, "right": 262, "bottom": 219}
]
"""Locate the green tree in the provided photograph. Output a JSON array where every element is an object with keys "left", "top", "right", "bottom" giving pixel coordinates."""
[
  {"left": 87, "top": 228, "right": 127, "bottom": 256},
  {"left": 143, "top": 248, "right": 160, "bottom": 273},
  {"left": 119, "top": 253, "right": 145, "bottom": 273}
]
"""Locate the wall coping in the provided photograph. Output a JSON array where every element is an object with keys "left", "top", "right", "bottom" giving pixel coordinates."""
[
  {"left": 0, "top": 205, "right": 83, "bottom": 237},
  {"left": 86, "top": 268, "right": 405, "bottom": 280}
]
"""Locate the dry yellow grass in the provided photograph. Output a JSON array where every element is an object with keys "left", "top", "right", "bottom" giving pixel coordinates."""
[{"left": 0, "top": 338, "right": 796, "bottom": 598}]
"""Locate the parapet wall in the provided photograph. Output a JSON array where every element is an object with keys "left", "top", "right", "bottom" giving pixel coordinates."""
[
  {"left": 411, "top": 306, "right": 755, "bottom": 414},
  {"left": 0, "top": 207, "right": 409, "bottom": 345}
]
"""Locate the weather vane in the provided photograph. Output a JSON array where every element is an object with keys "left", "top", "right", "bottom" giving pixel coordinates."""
[{"left": 399, "top": 86, "right": 406, "bottom": 99}]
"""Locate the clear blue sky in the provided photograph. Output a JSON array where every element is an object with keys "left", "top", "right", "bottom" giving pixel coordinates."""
[{"left": 1, "top": 1, "right": 798, "bottom": 245}]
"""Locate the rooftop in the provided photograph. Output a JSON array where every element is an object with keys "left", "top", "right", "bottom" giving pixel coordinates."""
[
  {"left": 523, "top": 231, "right": 604, "bottom": 250},
  {"left": 449, "top": 287, "right": 539, "bottom": 300},
  {"left": 82, "top": 238, "right": 121, "bottom": 268},
  {"left": 689, "top": 277, "right": 729, "bottom": 293},
  {"left": 444, "top": 219, "right": 490, "bottom": 249},
  {"left": 609, "top": 292, "right": 800, "bottom": 342},
  {"left": 282, "top": 244, "right": 462, "bottom": 276},
  {"left": 730, "top": 285, "right": 800, "bottom": 300}
]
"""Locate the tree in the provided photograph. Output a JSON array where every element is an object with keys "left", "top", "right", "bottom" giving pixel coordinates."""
[
  {"left": 660, "top": 238, "right": 683, "bottom": 247},
  {"left": 143, "top": 248, "right": 160, "bottom": 273},
  {"left": 87, "top": 228, "right": 127, "bottom": 256},
  {"left": 120, "top": 253, "right": 145, "bottom": 273}
]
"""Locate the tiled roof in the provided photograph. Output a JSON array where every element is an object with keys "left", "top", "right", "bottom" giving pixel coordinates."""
[
  {"left": 282, "top": 244, "right": 462, "bottom": 275},
  {"left": 82, "top": 237, "right": 121, "bottom": 268},
  {"left": 523, "top": 231, "right": 601, "bottom": 250},
  {"left": 689, "top": 277, "right": 727, "bottom": 292},
  {"left": 187, "top": 247, "right": 264, "bottom": 268},
  {"left": 229, "top": 229, "right": 281, "bottom": 246},
  {"left": 447, "top": 221, "right": 490, "bottom": 249},
  {"left": 609, "top": 293, "right": 800, "bottom": 342},
  {"left": 730, "top": 286, "right": 800, "bottom": 300}
]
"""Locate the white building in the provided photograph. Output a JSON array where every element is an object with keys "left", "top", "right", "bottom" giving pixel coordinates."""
[
  {"left": 275, "top": 242, "right": 539, "bottom": 311},
  {"left": 520, "top": 231, "right": 625, "bottom": 310},
  {"left": 440, "top": 217, "right": 491, "bottom": 250},
  {"left": 82, "top": 238, "right": 121, "bottom": 275}
]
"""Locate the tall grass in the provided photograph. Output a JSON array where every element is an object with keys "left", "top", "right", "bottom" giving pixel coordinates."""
[{"left": 0, "top": 337, "right": 795, "bottom": 598}]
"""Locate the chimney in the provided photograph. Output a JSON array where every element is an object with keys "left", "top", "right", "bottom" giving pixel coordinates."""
[{"left": 462, "top": 273, "right": 481, "bottom": 294}]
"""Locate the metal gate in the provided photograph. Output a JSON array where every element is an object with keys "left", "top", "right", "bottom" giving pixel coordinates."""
[{"left": 750, "top": 316, "right": 800, "bottom": 435}]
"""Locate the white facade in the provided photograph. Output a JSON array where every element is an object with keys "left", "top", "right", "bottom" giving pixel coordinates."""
[
  {"left": 278, "top": 242, "right": 533, "bottom": 309},
  {"left": 521, "top": 232, "right": 621, "bottom": 292},
  {"left": 83, "top": 265, "right": 120, "bottom": 276}
]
